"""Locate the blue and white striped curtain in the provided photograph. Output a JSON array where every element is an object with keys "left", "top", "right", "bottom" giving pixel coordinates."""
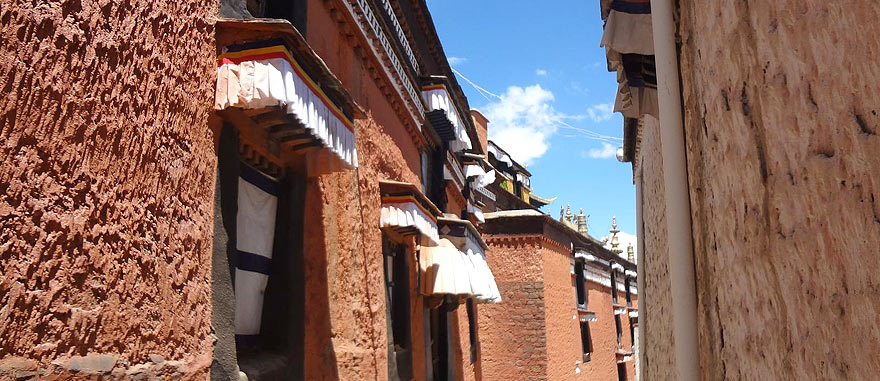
[{"left": 234, "top": 163, "right": 279, "bottom": 343}]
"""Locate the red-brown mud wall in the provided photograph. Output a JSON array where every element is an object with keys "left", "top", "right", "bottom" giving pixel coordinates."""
[
  {"left": 0, "top": 0, "right": 218, "bottom": 378},
  {"left": 302, "top": 0, "right": 428, "bottom": 379},
  {"left": 479, "top": 237, "right": 548, "bottom": 380},
  {"left": 541, "top": 242, "right": 584, "bottom": 380},
  {"left": 678, "top": 1, "right": 880, "bottom": 378}
]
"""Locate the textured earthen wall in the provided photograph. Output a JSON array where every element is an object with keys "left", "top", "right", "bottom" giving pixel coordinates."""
[
  {"left": 677, "top": 1, "right": 880, "bottom": 378},
  {"left": 0, "top": 0, "right": 217, "bottom": 378},
  {"left": 300, "top": 1, "right": 434, "bottom": 379},
  {"left": 542, "top": 243, "right": 582, "bottom": 380},
  {"left": 479, "top": 237, "right": 548, "bottom": 380},
  {"left": 635, "top": 116, "right": 677, "bottom": 380}
]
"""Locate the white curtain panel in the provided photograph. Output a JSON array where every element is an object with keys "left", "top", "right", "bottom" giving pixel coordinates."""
[
  {"left": 487, "top": 144, "right": 513, "bottom": 167},
  {"left": 234, "top": 164, "right": 279, "bottom": 339},
  {"left": 600, "top": 5, "right": 654, "bottom": 55},
  {"left": 467, "top": 202, "right": 485, "bottom": 224},
  {"left": 419, "top": 238, "right": 473, "bottom": 296},
  {"left": 422, "top": 86, "right": 472, "bottom": 152},
  {"left": 216, "top": 49, "right": 357, "bottom": 169},
  {"left": 380, "top": 199, "right": 440, "bottom": 245}
]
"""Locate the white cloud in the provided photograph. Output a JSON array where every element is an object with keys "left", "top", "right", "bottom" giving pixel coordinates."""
[
  {"left": 600, "top": 231, "right": 638, "bottom": 263},
  {"left": 587, "top": 102, "right": 615, "bottom": 122},
  {"left": 535, "top": 69, "right": 548, "bottom": 76},
  {"left": 483, "top": 84, "right": 561, "bottom": 164},
  {"left": 447, "top": 56, "right": 467, "bottom": 66},
  {"left": 587, "top": 143, "right": 618, "bottom": 159}
]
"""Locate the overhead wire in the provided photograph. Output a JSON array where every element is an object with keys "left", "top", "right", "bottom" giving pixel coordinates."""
[{"left": 451, "top": 68, "right": 623, "bottom": 144}]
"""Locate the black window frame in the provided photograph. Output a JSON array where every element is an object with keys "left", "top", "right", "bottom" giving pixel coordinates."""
[
  {"left": 579, "top": 321, "right": 593, "bottom": 363},
  {"left": 382, "top": 234, "right": 414, "bottom": 380}
]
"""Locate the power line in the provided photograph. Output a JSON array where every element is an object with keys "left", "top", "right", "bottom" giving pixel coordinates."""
[{"left": 451, "top": 68, "right": 623, "bottom": 144}]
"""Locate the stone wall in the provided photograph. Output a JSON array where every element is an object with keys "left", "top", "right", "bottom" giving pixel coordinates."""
[
  {"left": 635, "top": 116, "right": 678, "bottom": 380},
  {"left": 0, "top": 0, "right": 217, "bottom": 378},
  {"left": 678, "top": 1, "right": 880, "bottom": 378}
]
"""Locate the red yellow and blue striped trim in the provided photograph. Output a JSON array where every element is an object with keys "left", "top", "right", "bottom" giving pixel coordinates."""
[
  {"left": 218, "top": 45, "right": 355, "bottom": 132},
  {"left": 381, "top": 195, "right": 438, "bottom": 222}
]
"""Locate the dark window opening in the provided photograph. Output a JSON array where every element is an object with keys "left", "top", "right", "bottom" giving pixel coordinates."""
[
  {"left": 625, "top": 276, "right": 632, "bottom": 308},
  {"left": 629, "top": 317, "right": 636, "bottom": 349},
  {"left": 614, "top": 314, "right": 623, "bottom": 349},
  {"left": 215, "top": 124, "right": 307, "bottom": 380},
  {"left": 429, "top": 146, "right": 447, "bottom": 212},
  {"left": 430, "top": 298, "right": 458, "bottom": 381},
  {"left": 261, "top": 0, "right": 308, "bottom": 36},
  {"left": 617, "top": 362, "right": 628, "bottom": 381},
  {"left": 466, "top": 299, "right": 478, "bottom": 364},
  {"left": 579, "top": 321, "right": 593, "bottom": 363},
  {"left": 610, "top": 264, "right": 619, "bottom": 305},
  {"left": 383, "top": 235, "right": 413, "bottom": 380},
  {"left": 574, "top": 260, "right": 587, "bottom": 308}
]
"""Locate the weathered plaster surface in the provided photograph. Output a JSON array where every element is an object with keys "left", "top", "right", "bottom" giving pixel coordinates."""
[
  {"left": 0, "top": 0, "right": 217, "bottom": 378},
  {"left": 678, "top": 1, "right": 880, "bottom": 378},
  {"left": 479, "top": 238, "right": 548, "bottom": 380},
  {"left": 635, "top": 117, "right": 677, "bottom": 380}
]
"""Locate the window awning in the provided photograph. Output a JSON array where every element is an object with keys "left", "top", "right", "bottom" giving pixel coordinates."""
[
  {"left": 437, "top": 217, "right": 501, "bottom": 304},
  {"left": 379, "top": 180, "right": 442, "bottom": 245},
  {"left": 466, "top": 202, "right": 485, "bottom": 224},
  {"left": 215, "top": 40, "right": 357, "bottom": 168},
  {"left": 420, "top": 238, "right": 474, "bottom": 297},
  {"left": 422, "top": 83, "right": 472, "bottom": 153}
]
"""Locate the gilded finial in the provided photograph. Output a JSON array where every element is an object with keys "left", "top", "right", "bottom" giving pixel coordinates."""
[
  {"left": 565, "top": 204, "right": 572, "bottom": 223},
  {"left": 576, "top": 208, "right": 588, "bottom": 236},
  {"left": 610, "top": 216, "right": 622, "bottom": 255},
  {"left": 627, "top": 243, "right": 635, "bottom": 263}
]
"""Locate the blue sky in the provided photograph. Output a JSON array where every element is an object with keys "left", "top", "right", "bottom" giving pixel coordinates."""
[{"left": 427, "top": 1, "right": 638, "bottom": 251}]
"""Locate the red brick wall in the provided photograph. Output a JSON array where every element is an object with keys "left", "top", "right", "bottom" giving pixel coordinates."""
[
  {"left": 0, "top": 0, "right": 217, "bottom": 378},
  {"left": 542, "top": 242, "right": 583, "bottom": 380},
  {"left": 479, "top": 237, "right": 548, "bottom": 380}
]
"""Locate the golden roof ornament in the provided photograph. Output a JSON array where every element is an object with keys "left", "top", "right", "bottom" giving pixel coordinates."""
[
  {"left": 610, "top": 216, "right": 622, "bottom": 255},
  {"left": 576, "top": 208, "right": 588, "bottom": 236},
  {"left": 565, "top": 204, "right": 573, "bottom": 223},
  {"left": 627, "top": 243, "right": 635, "bottom": 263}
]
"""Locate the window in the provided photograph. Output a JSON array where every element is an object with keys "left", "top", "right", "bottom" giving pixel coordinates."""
[
  {"left": 264, "top": 0, "right": 308, "bottom": 36},
  {"left": 625, "top": 275, "right": 632, "bottom": 308},
  {"left": 574, "top": 260, "right": 587, "bottom": 308},
  {"left": 466, "top": 299, "right": 478, "bottom": 363},
  {"left": 420, "top": 150, "right": 431, "bottom": 196},
  {"left": 383, "top": 235, "right": 413, "bottom": 380},
  {"left": 629, "top": 317, "right": 636, "bottom": 350},
  {"left": 615, "top": 314, "right": 623, "bottom": 349},
  {"left": 617, "top": 362, "right": 628, "bottom": 381},
  {"left": 579, "top": 321, "right": 593, "bottom": 362},
  {"left": 214, "top": 124, "right": 307, "bottom": 379},
  {"left": 610, "top": 263, "right": 619, "bottom": 305}
]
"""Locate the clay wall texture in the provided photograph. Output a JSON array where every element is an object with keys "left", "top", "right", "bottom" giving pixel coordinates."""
[
  {"left": 634, "top": 116, "right": 677, "bottom": 380},
  {"left": 299, "top": 1, "right": 428, "bottom": 379},
  {"left": 479, "top": 238, "right": 548, "bottom": 380},
  {"left": 676, "top": 1, "right": 880, "bottom": 378},
  {"left": 481, "top": 233, "right": 638, "bottom": 381},
  {"left": 0, "top": 0, "right": 218, "bottom": 378}
]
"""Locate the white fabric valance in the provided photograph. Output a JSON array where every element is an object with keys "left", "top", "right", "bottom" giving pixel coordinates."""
[
  {"left": 380, "top": 197, "right": 440, "bottom": 245},
  {"left": 611, "top": 262, "right": 625, "bottom": 272},
  {"left": 215, "top": 44, "right": 358, "bottom": 168},
  {"left": 487, "top": 144, "right": 513, "bottom": 167},
  {"left": 614, "top": 82, "right": 658, "bottom": 119},
  {"left": 575, "top": 251, "right": 599, "bottom": 263},
  {"left": 467, "top": 202, "right": 485, "bottom": 224},
  {"left": 420, "top": 238, "right": 473, "bottom": 296},
  {"left": 600, "top": 10, "right": 654, "bottom": 55},
  {"left": 422, "top": 85, "right": 472, "bottom": 152},
  {"left": 464, "top": 248, "right": 502, "bottom": 304}
]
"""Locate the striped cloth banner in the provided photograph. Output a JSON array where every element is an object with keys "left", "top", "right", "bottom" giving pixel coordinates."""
[{"left": 234, "top": 163, "right": 279, "bottom": 345}]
